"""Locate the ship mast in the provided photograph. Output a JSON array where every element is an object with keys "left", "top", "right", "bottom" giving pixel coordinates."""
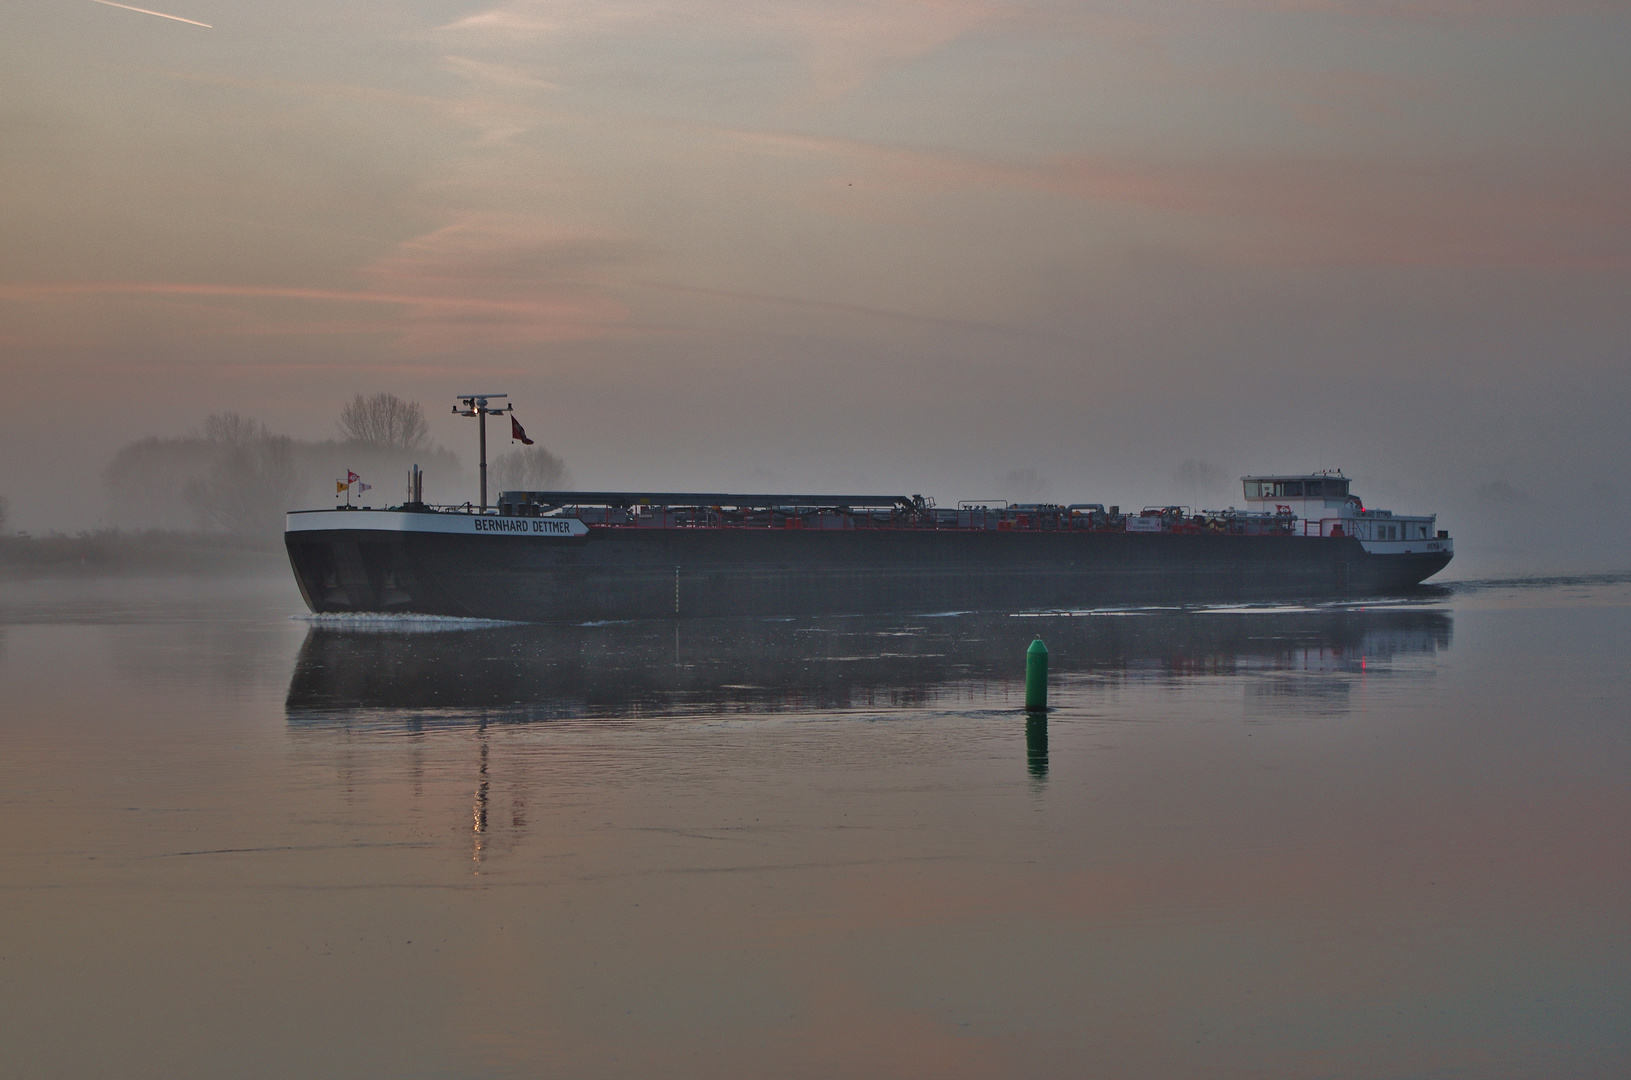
[{"left": 452, "top": 394, "right": 511, "bottom": 512}]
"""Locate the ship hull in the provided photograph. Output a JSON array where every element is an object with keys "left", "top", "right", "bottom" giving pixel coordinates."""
[{"left": 285, "top": 522, "right": 1453, "bottom": 621}]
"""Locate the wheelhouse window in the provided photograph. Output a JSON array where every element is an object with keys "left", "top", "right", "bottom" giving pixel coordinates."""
[{"left": 1246, "top": 477, "right": 1349, "bottom": 499}]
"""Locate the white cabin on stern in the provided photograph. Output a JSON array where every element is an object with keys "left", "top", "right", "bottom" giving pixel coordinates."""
[{"left": 1241, "top": 473, "right": 1450, "bottom": 555}]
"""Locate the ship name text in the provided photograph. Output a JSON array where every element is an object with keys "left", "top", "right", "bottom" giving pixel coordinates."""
[{"left": 474, "top": 517, "right": 579, "bottom": 535}]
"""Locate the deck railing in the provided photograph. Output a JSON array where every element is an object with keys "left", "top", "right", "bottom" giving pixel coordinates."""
[{"left": 364, "top": 500, "right": 1436, "bottom": 539}]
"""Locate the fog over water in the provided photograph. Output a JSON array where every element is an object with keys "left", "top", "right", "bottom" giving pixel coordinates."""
[
  {"left": 3, "top": 1, "right": 1629, "bottom": 575},
  {"left": 2, "top": 575, "right": 1628, "bottom": 1077}
]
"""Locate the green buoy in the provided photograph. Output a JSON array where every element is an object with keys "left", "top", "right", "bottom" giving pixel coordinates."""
[{"left": 1025, "top": 637, "right": 1049, "bottom": 712}]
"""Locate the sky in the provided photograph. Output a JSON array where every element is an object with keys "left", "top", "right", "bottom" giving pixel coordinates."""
[{"left": 2, "top": 0, "right": 1628, "bottom": 570}]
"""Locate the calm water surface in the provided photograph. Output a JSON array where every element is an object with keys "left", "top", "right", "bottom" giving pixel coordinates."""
[{"left": 2, "top": 576, "right": 1628, "bottom": 1078}]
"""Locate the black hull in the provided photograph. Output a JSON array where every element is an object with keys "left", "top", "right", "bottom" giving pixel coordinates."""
[{"left": 285, "top": 527, "right": 1453, "bottom": 622}]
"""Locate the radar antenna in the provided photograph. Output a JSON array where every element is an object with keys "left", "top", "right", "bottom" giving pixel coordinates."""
[{"left": 452, "top": 394, "right": 512, "bottom": 511}]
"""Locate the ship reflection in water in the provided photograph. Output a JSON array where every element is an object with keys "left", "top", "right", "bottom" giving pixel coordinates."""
[
  {"left": 285, "top": 601, "right": 1452, "bottom": 869},
  {"left": 285, "top": 601, "right": 1453, "bottom": 728}
]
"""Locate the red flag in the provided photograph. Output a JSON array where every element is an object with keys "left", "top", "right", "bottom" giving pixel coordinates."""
[
  {"left": 510, "top": 416, "right": 534, "bottom": 445},
  {"left": 347, "top": 470, "right": 359, "bottom": 484}
]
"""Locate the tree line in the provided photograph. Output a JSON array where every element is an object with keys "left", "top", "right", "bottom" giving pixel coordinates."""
[{"left": 101, "top": 393, "right": 570, "bottom": 537}]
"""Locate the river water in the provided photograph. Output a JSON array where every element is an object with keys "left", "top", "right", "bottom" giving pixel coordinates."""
[{"left": 2, "top": 575, "right": 1628, "bottom": 1078}]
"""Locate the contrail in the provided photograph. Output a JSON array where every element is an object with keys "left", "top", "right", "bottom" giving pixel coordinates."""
[{"left": 88, "top": 0, "right": 211, "bottom": 27}]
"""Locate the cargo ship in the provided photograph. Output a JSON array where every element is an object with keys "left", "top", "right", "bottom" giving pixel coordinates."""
[{"left": 284, "top": 470, "right": 1453, "bottom": 622}]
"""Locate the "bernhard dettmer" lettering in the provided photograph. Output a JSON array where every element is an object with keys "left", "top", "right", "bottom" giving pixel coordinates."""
[{"left": 473, "top": 517, "right": 578, "bottom": 535}]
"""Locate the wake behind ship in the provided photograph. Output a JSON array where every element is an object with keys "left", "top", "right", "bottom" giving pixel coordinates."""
[{"left": 285, "top": 472, "right": 1453, "bottom": 622}]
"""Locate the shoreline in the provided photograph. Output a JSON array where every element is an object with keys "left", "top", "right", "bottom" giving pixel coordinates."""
[{"left": 0, "top": 531, "right": 288, "bottom": 580}]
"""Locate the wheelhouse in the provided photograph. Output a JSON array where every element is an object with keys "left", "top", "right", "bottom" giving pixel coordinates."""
[{"left": 1240, "top": 472, "right": 1443, "bottom": 544}]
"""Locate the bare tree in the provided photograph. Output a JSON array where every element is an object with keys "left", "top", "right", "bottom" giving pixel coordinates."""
[
  {"left": 204, "top": 411, "right": 270, "bottom": 447},
  {"left": 102, "top": 413, "right": 273, "bottom": 529},
  {"left": 0, "top": 493, "right": 9, "bottom": 534},
  {"left": 183, "top": 431, "right": 303, "bottom": 536},
  {"left": 119, "top": 411, "right": 307, "bottom": 537},
  {"left": 103, "top": 435, "right": 217, "bottom": 527},
  {"left": 491, "top": 445, "right": 572, "bottom": 493},
  {"left": 338, "top": 392, "right": 430, "bottom": 451}
]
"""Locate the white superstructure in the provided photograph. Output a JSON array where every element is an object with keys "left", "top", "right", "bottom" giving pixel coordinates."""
[{"left": 1241, "top": 473, "right": 1450, "bottom": 556}]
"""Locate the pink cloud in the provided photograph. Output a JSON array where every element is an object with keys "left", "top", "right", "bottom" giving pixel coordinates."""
[
  {"left": 439, "top": 0, "right": 1000, "bottom": 99},
  {"left": 1179, "top": 0, "right": 1622, "bottom": 19},
  {"left": 357, "top": 214, "right": 637, "bottom": 349},
  {"left": 1021, "top": 155, "right": 1631, "bottom": 269},
  {"left": 0, "top": 215, "right": 638, "bottom": 352},
  {"left": 710, "top": 125, "right": 1631, "bottom": 269}
]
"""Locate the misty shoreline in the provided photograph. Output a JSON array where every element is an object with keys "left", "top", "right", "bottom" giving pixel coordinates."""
[{"left": 0, "top": 531, "right": 289, "bottom": 580}]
